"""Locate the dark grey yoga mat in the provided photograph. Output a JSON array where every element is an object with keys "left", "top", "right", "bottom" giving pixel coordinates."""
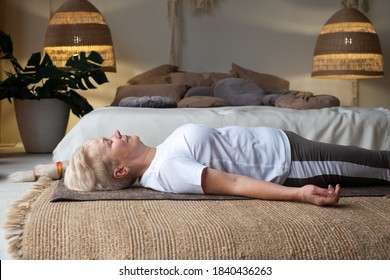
[{"left": 50, "top": 180, "right": 390, "bottom": 202}]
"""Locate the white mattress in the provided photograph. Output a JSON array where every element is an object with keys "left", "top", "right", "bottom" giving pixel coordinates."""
[{"left": 53, "top": 106, "right": 390, "bottom": 162}]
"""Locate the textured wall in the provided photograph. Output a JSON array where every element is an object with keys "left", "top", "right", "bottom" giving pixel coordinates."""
[{"left": 1, "top": 0, "right": 389, "bottom": 144}]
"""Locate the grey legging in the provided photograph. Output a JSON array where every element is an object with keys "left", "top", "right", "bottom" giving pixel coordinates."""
[{"left": 283, "top": 131, "right": 390, "bottom": 188}]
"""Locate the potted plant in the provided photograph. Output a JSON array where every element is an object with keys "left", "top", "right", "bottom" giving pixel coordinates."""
[{"left": 0, "top": 30, "right": 109, "bottom": 152}]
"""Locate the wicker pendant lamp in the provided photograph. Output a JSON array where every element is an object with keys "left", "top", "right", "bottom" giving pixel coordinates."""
[
  {"left": 312, "top": 6, "right": 384, "bottom": 106},
  {"left": 44, "top": 0, "right": 116, "bottom": 72},
  {"left": 312, "top": 7, "right": 383, "bottom": 79}
]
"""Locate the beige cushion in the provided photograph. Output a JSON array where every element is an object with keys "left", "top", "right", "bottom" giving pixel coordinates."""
[
  {"left": 276, "top": 92, "right": 340, "bottom": 110},
  {"left": 184, "top": 87, "right": 214, "bottom": 98},
  {"left": 127, "top": 64, "right": 178, "bottom": 85},
  {"left": 231, "top": 63, "right": 290, "bottom": 91},
  {"left": 170, "top": 72, "right": 213, "bottom": 87},
  {"left": 201, "top": 72, "right": 233, "bottom": 86},
  {"left": 111, "top": 84, "right": 187, "bottom": 106},
  {"left": 178, "top": 96, "right": 229, "bottom": 108}
]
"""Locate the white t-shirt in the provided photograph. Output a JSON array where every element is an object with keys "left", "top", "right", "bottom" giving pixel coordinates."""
[{"left": 140, "top": 124, "right": 291, "bottom": 194}]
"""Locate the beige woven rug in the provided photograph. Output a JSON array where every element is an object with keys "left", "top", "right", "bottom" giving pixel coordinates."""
[{"left": 6, "top": 180, "right": 390, "bottom": 260}]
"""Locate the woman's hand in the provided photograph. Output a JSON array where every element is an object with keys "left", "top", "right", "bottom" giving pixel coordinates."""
[
  {"left": 300, "top": 184, "right": 341, "bottom": 206},
  {"left": 202, "top": 168, "right": 341, "bottom": 206}
]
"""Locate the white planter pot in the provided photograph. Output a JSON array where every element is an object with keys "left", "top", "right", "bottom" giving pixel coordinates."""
[{"left": 14, "top": 98, "right": 70, "bottom": 153}]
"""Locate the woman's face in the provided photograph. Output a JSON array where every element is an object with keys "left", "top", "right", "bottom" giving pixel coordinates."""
[{"left": 99, "top": 130, "right": 143, "bottom": 163}]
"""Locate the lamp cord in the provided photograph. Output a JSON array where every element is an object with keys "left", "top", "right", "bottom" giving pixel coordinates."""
[
  {"left": 341, "top": 0, "right": 369, "bottom": 13},
  {"left": 50, "top": 0, "right": 54, "bottom": 19}
]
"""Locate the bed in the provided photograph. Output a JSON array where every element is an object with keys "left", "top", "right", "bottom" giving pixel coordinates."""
[
  {"left": 52, "top": 105, "right": 390, "bottom": 162},
  {"left": 6, "top": 64, "right": 390, "bottom": 260}
]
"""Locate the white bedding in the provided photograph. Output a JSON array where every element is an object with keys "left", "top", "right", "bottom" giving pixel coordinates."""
[{"left": 53, "top": 106, "right": 390, "bottom": 162}]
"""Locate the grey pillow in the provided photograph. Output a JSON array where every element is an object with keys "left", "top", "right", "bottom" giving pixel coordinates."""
[
  {"left": 118, "top": 96, "right": 177, "bottom": 108},
  {"left": 214, "top": 78, "right": 265, "bottom": 106}
]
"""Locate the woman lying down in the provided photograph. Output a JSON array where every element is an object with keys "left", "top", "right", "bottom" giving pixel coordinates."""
[{"left": 10, "top": 124, "right": 390, "bottom": 206}]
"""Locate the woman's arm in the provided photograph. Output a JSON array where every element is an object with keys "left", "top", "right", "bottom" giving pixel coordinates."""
[{"left": 201, "top": 168, "right": 340, "bottom": 206}]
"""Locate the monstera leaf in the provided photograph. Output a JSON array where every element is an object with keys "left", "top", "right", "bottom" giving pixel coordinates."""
[{"left": 0, "top": 29, "right": 109, "bottom": 118}]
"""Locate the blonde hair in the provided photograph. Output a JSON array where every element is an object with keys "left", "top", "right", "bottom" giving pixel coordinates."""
[{"left": 64, "top": 138, "right": 136, "bottom": 191}]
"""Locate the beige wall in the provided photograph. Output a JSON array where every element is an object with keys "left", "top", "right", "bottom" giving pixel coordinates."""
[{"left": 1, "top": 0, "right": 390, "bottom": 144}]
